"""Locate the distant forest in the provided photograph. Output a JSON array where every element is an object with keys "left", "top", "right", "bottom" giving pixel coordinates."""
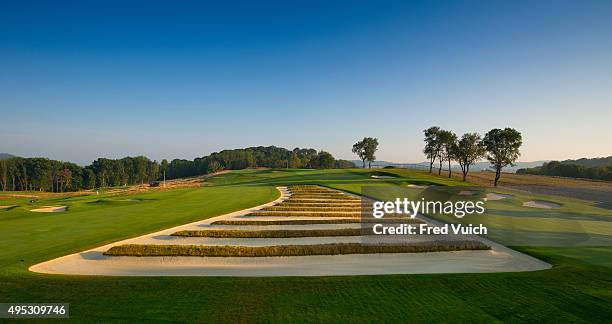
[
  {"left": 0, "top": 146, "right": 355, "bottom": 192},
  {"left": 517, "top": 157, "right": 612, "bottom": 181}
]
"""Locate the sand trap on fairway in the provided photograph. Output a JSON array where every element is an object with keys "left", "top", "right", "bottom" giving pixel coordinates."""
[
  {"left": 0, "top": 205, "right": 16, "bottom": 210},
  {"left": 485, "top": 193, "right": 513, "bottom": 201},
  {"left": 30, "top": 206, "right": 67, "bottom": 213},
  {"left": 457, "top": 190, "right": 477, "bottom": 196},
  {"left": 371, "top": 175, "right": 395, "bottom": 179},
  {"left": 30, "top": 186, "right": 551, "bottom": 277},
  {"left": 407, "top": 184, "right": 429, "bottom": 189},
  {"left": 523, "top": 201, "right": 561, "bottom": 209}
]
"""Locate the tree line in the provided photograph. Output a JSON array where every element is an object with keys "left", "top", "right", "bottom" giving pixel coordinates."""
[
  {"left": 423, "top": 127, "right": 522, "bottom": 186},
  {"left": 0, "top": 156, "right": 161, "bottom": 192},
  {"left": 517, "top": 161, "right": 612, "bottom": 181},
  {"left": 163, "top": 146, "right": 354, "bottom": 179},
  {"left": 0, "top": 146, "right": 355, "bottom": 192}
]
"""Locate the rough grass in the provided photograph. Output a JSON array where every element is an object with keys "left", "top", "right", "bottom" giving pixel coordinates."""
[
  {"left": 105, "top": 241, "right": 490, "bottom": 257},
  {"left": 284, "top": 198, "right": 360, "bottom": 203},
  {"left": 288, "top": 189, "right": 339, "bottom": 193},
  {"left": 247, "top": 211, "right": 361, "bottom": 217},
  {"left": 172, "top": 228, "right": 362, "bottom": 238},
  {"left": 289, "top": 195, "right": 355, "bottom": 200},
  {"left": 211, "top": 218, "right": 424, "bottom": 225},
  {"left": 280, "top": 202, "right": 362, "bottom": 207},
  {"left": 288, "top": 192, "right": 344, "bottom": 196},
  {"left": 263, "top": 206, "right": 364, "bottom": 212}
]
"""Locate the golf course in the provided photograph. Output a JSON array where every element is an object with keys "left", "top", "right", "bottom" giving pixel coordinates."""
[{"left": 1, "top": 168, "right": 610, "bottom": 322}]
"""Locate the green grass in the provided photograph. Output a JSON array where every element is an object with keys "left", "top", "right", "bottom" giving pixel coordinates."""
[
  {"left": 172, "top": 228, "right": 363, "bottom": 238},
  {"left": 0, "top": 185, "right": 279, "bottom": 272},
  {"left": 0, "top": 168, "right": 610, "bottom": 322},
  {"left": 105, "top": 241, "right": 489, "bottom": 257}
]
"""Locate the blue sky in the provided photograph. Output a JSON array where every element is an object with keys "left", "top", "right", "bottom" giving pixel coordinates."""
[{"left": 1, "top": 0, "right": 611, "bottom": 165}]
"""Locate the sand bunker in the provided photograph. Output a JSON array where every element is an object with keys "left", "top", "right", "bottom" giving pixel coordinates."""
[
  {"left": 523, "top": 201, "right": 561, "bottom": 209},
  {"left": 29, "top": 186, "right": 551, "bottom": 277},
  {"left": 0, "top": 205, "right": 16, "bottom": 210},
  {"left": 457, "top": 190, "right": 477, "bottom": 196},
  {"left": 407, "top": 184, "right": 429, "bottom": 189},
  {"left": 30, "top": 206, "right": 67, "bottom": 213},
  {"left": 371, "top": 175, "right": 395, "bottom": 179},
  {"left": 485, "top": 193, "right": 513, "bottom": 201}
]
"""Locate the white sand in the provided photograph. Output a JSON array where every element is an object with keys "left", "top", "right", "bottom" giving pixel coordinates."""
[
  {"left": 407, "top": 184, "right": 429, "bottom": 189},
  {"left": 30, "top": 206, "right": 67, "bottom": 213},
  {"left": 30, "top": 186, "right": 551, "bottom": 276},
  {"left": 485, "top": 193, "right": 513, "bottom": 201},
  {"left": 371, "top": 175, "right": 395, "bottom": 179},
  {"left": 457, "top": 190, "right": 477, "bottom": 196},
  {"left": 523, "top": 201, "right": 561, "bottom": 209},
  {"left": 0, "top": 205, "right": 16, "bottom": 210}
]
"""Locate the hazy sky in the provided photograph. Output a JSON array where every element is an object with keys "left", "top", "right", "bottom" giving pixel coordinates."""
[{"left": 1, "top": 0, "right": 611, "bottom": 165}]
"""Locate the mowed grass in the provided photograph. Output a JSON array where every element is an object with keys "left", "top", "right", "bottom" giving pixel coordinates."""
[
  {"left": 0, "top": 168, "right": 611, "bottom": 322},
  {"left": 0, "top": 185, "right": 279, "bottom": 272}
]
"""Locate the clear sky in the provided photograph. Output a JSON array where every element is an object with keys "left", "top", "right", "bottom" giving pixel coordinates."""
[{"left": 1, "top": 0, "right": 611, "bottom": 165}]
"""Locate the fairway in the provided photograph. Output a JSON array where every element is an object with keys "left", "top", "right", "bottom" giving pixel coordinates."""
[{"left": 1, "top": 169, "right": 611, "bottom": 321}]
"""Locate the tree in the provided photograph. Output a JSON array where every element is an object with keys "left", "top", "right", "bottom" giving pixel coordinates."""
[
  {"left": 206, "top": 160, "right": 223, "bottom": 173},
  {"left": 0, "top": 159, "right": 8, "bottom": 191},
  {"left": 352, "top": 140, "right": 367, "bottom": 168},
  {"left": 57, "top": 168, "right": 72, "bottom": 193},
  {"left": 423, "top": 127, "right": 441, "bottom": 173},
  {"left": 335, "top": 159, "right": 356, "bottom": 168},
  {"left": 454, "top": 133, "right": 486, "bottom": 181},
  {"left": 483, "top": 128, "right": 523, "bottom": 187},
  {"left": 83, "top": 168, "right": 96, "bottom": 189},
  {"left": 363, "top": 137, "right": 379, "bottom": 168},
  {"left": 438, "top": 130, "right": 457, "bottom": 177},
  {"left": 314, "top": 151, "right": 335, "bottom": 169}
]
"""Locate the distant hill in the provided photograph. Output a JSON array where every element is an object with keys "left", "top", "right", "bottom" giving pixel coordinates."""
[
  {"left": 351, "top": 160, "right": 547, "bottom": 173},
  {"left": 560, "top": 156, "right": 612, "bottom": 168},
  {"left": 469, "top": 161, "right": 548, "bottom": 173},
  {"left": 517, "top": 156, "right": 612, "bottom": 181},
  {"left": 0, "top": 153, "right": 16, "bottom": 160}
]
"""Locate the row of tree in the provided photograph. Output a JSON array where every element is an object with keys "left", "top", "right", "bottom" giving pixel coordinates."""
[
  {"left": 517, "top": 161, "right": 612, "bottom": 181},
  {"left": 163, "top": 146, "right": 355, "bottom": 180},
  {"left": 0, "top": 146, "right": 355, "bottom": 192},
  {"left": 423, "top": 127, "right": 522, "bottom": 186},
  {"left": 0, "top": 156, "right": 161, "bottom": 192}
]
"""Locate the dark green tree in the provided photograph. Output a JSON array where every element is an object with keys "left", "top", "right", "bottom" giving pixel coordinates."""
[
  {"left": 423, "top": 126, "right": 441, "bottom": 173},
  {"left": 454, "top": 133, "right": 486, "bottom": 181},
  {"left": 352, "top": 140, "right": 367, "bottom": 168},
  {"left": 483, "top": 128, "right": 523, "bottom": 187}
]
